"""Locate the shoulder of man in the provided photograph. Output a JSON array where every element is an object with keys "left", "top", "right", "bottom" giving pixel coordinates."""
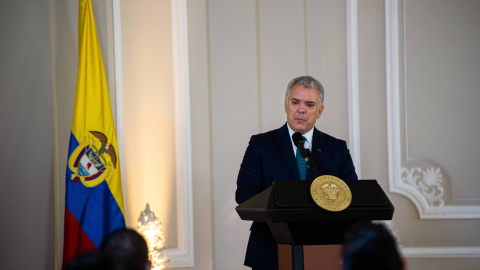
[
  {"left": 314, "top": 128, "right": 348, "bottom": 147},
  {"left": 250, "top": 124, "right": 286, "bottom": 142}
]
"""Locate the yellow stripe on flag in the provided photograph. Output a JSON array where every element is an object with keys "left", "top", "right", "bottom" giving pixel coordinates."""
[{"left": 73, "top": 0, "right": 125, "bottom": 218}]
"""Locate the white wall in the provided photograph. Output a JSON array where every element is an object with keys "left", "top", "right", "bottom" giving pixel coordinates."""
[
  {"left": 1, "top": 0, "right": 479, "bottom": 269},
  {"left": 0, "top": 1, "right": 55, "bottom": 269}
]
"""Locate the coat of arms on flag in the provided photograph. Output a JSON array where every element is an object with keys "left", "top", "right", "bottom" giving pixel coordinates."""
[{"left": 68, "top": 131, "right": 117, "bottom": 187}]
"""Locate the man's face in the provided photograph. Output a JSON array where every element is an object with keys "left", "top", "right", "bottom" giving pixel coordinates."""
[{"left": 284, "top": 85, "right": 324, "bottom": 134}]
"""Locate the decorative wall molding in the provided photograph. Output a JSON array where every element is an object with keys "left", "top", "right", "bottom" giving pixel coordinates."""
[
  {"left": 386, "top": 0, "right": 402, "bottom": 205},
  {"left": 112, "top": 0, "right": 194, "bottom": 267},
  {"left": 385, "top": 0, "right": 480, "bottom": 220},
  {"left": 346, "top": 0, "right": 361, "bottom": 178},
  {"left": 165, "top": 0, "right": 195, "bottom": 267},
  {"left": 400, "top": 247, "right": 480, "bottom": 258},
  {"left": 376, "top": 219, "right": 480, "bottom": 258},
  {"left": 386, "top": 0, "right": 480, "bottom": 258},
  {"left": 401, "top": 167, "right": 445, "bottom": 207}
]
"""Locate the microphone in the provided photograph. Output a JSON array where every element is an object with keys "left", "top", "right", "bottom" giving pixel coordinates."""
[{"left": 292, "top": 132, "right": 318, "bottom": 177}]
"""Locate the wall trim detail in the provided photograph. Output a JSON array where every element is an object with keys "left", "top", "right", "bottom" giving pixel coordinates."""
[
  {"left": 400, "top": 247, "right": 480, "bottom": 258},
  {"left": 401, "top": 167, "right": 444, "bottom": 207},
  {"left": 113, "top": 0, "right": 194, "bottom": 267},
  {"left": 378, "top": 221, "right": 480, "bottom": 258},
  {"left": 385, "top": 0, "right": 480, "bottom": 220},
  {"left": 346, "top": 0, "right": 361, "bottom": 178},
  {"left": 165, "top": 0, "right": 195, "bottom": 267},
  {"left": 379, "top": 219, "right": 480, "bottom": 259}
]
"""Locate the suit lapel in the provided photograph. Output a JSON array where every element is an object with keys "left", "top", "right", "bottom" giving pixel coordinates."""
[
  {"left": 307, "top": 127, "right": 326, "bottom": 179},
  {"left": 276, "top": 124, "right": 300, "bottom": 180}
]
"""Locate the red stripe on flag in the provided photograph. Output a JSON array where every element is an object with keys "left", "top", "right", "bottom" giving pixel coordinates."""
[{"left": 62, "top": 207, "right": 98, "bottom": 268}]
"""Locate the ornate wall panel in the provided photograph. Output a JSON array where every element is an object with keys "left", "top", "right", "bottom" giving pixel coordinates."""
[
  {"left": 386, "top": 0, "right": 480, "bottom": 219},
  {"left": 386, "top": 0, "right": 480, "bottom": 259}
]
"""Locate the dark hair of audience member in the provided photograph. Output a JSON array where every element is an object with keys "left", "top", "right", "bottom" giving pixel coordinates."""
[
  {"left": 100, "top": 228, "right": 151, "bottom": 270},
  {"left": 342, "top": 223, "right": 404, "bottom": 270}
]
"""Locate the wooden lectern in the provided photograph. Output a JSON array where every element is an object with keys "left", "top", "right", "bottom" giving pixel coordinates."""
[{"left": 235, "top": 180, "right": 394, "bottom": 270}]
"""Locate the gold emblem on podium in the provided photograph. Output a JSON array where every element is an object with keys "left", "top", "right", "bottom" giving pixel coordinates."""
[{"left": 310, "top": 175, "right": 352, "bottom": 212}]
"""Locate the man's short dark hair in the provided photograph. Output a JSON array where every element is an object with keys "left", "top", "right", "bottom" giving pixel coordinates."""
[
  {"left": 342, "top": 223, "right": 403, "bottom": 270},
  {"left": 100, "top": 228, "right": 150, "bottom": 270}
]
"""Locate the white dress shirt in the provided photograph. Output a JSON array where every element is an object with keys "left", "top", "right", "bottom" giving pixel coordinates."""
[{"left": 286, "top": 123, "right": 314, "bottom": 157}]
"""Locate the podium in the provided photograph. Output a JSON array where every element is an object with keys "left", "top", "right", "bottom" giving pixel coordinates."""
[{"left": 235, "top": 179, "right": 394, "bottom": 270}]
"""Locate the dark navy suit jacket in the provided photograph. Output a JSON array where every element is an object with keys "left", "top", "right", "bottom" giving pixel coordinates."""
[{"left": 236, "top": 123, "right": 358, "bottom": 270}]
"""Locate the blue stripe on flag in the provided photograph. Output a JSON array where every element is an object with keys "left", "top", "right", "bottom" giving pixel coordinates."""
[{"left": 65, "top": 134, "right": 125, "bottom": 248}]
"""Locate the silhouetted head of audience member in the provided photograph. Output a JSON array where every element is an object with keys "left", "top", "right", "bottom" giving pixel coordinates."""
[
  {"left": 100, "top": 228, "right": 151, "bottom": 270},
  {"left": 342, "top": 223, "right": 404, "bottom": 270},
  {"left": 65, "top": 251, "right": 103, "bottom": 270}
]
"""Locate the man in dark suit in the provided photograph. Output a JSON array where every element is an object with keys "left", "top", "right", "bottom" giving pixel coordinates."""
[{"left": 236, "top": 76, "right": 358, "bottom": 270}]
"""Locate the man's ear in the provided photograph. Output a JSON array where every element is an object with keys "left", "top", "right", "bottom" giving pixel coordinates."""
[{"left": 317, "top": 105, "right": 325, "bottom": 119}]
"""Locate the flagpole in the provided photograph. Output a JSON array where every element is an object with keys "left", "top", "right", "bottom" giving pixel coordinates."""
[{"left": 112, "top": 0, "right": 127, "bottom": 224}]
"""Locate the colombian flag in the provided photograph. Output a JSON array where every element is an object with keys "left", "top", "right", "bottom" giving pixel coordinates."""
[{"left": 63, "top": 0, "right": 126, "bottom": 266}]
